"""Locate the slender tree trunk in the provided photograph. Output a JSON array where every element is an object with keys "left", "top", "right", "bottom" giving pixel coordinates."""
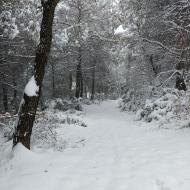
[
  {"left": 2, "top": 84, "right": 8, "bottom": 113},
  {"left": 75, "top": 62, "right": 81, "bottom": 98},
  {"left": 175, "top": 32, "right": 187, "bottom": 91},
  {"left": 75, "top": 0, "right": 83, "bottom": 98},
  {"left": 51, "top": 61, "right": 56, "bottom": 98},
  {"left": 69, "top": 71, "right": 72, "bottom": 98},
  {"left": 175, "top": 71, "right": 187, "bottom": 91},
  {"left": 91, "top": 64, "right": 96, "bottom": 100},
  {"left": 149, "top": 54, "right": 158, "bottom": 76},
  {"left": 84, "top": 84, "right": 87, "bottom": 98},
  {"left": 75, "top": 49, "right": 83, "bottom": 98},
  {"left": 12, "top": 79, "right": 18, "bottom": 113},
  {"left": 80, "top": 71, "right": 83, "bottom": 98},
  {"left": 175, "top": 51, "right": 187, "bottom": 91},
  {"left": 13, "top": 0, "right": 59, "bottom": 149}
]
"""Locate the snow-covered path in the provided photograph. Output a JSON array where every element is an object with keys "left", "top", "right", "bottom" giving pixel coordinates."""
[{"left": 1, "top": 100, "right": 190, "bottom": 190}]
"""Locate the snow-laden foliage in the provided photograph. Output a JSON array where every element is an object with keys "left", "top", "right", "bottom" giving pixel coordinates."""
[
  {"left": 44, "top": 98, "right": 83, "bottom": 112},
  {"left": 31, "top": 109, "right": 87, "bottom": 151},
  {"left": 0, "top": 0, "right": 41, "bottom": 41},
  {"left": 0, "top": 98, "right": 87, "bottom": 151},
  {"left": 0, "top": 11, "right": 19, "bottom": 39},
  {"left": 135, "top": 88, "right": 190, "bottom": 128},
  {"left": 119, "top": 86, "right": 153, "bottom": 112},
  {"left": 0, "top": 113, "right": 16, "bottom": 141}
]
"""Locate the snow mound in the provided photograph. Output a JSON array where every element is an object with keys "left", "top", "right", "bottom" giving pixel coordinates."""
[{"left": 12, "top": 143, "right": 36, "bottom": 161}]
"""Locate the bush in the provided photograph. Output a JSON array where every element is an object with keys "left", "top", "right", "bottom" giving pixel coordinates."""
[
  {"left": 0, "top": 99, "right": 87, "bottom": 151},
  {"left": 32, "top": 109, "right": 87, "bottom": 150},
  {"left": 135, "top": 88, "right": 190, "bottom": 128},
  {"left": 45, "top": 98, "right": 83, "bottom": 112},
  {"left": 119, "top": 89, "right": 145, "bottom": 112},
  {"left": 0, "top": 113, "right": 16, "bottom": 141}
]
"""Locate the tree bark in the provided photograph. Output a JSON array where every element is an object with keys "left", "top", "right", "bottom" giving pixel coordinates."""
[
  {"left": 51, "top": 61, "right": 56, "bottom": 98},
  {"left": 75, "top": 53, "right": 83, "bottom": 98},
  {"left": 91, "top": 64, "right": 96, "bottom": 100},
  {"left": 84, "top": 84, "right": 87, "bottom": 98},
  {"left": 12, "top": 79, "right": 18, "bottom": 113},
  {"left": 75, "top": 0, "right": 83, "bottom": 98},
  {"left": 13, "top": 0, "right": 59, "bottom": 149},
  {"left": 80, "top": 70, "right": 83, "bottom": 98},
  {"left": 175, "top": 71, "right": 187, "bottom": 91},
  {"left": 2, "top": 84, "right": 8, "bottom": 113},
  {"left": 69, "top": 71, "right": 72, "bottom": 98}
]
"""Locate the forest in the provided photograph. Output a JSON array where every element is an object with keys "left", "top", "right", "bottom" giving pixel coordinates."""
[{"left": 1, "top": 0, "right": 190, "bottom": 190}]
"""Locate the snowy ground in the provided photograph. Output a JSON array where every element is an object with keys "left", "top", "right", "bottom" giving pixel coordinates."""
[{"left": 1, "top": 100, "right": 190, "bottom": 190}]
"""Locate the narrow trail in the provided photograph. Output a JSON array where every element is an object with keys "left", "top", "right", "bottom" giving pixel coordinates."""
[{"left": 1, "top": 100, "right": 190, "bottom": 190}]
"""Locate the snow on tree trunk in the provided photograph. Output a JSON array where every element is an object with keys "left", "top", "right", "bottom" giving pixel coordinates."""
[{"left": 13, "top": 0, "right": 59, "bottom": 150}]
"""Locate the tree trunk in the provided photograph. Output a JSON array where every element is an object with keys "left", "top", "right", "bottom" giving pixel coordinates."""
[
  {"left": 75, "top": 0, "right": 83, "bottom": 99},
  {"left": 149, "top": 54, "right": 158, "bottom": 76},
  {"left": 91, "top": 64, "right": 96, "bottom": 100},
  {"left": 75, "top": 63, "right": 81, "bottom": 98},
  {"left": 12, "top": 79, "right": 18, "bottom": 113},
  {"left": 84, "top": 84, "right": 87, "bottom": 98},
  {"left": 75, "top": 52, "right": 83, "bottom": 98},
  {"left": 175, "top": 71, "right": 187, "bottom": 91},
  {"left": 2, "top": 84, "right": 8, "bottom": 113},
  {"left": 51, "top": 61, "right": 56, "bottom": 98},
  {"left": 69, "top": 71, "right": 72, "bottom": 98},
  {"left": 175, "top": 51, "right": 187, "bottom": 91},
  {"left": 13, "top": 0, "right": 59, "bottom": 149},
  {"left": 80, "top": 71, "right": 83, "bottom": 98}
]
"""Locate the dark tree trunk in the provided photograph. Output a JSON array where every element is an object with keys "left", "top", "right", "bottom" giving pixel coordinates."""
[
  {"left": 91, "top": 64, "right": 96, "bottom": 100},
  {"left": 13, "top": 0, "right": 59, "bottom": 149},
  {"left": 149, "top": 54, "right": 158, "bottom": 76},
  {"left": 51, "top": 61, "right": 56, "bottom": 98},
  {"left": 84, "top": 84, "right": 87, "bottom": 98},
  {"left": 175, "top": 49, "right": 187, "bottom": 91},
  {"left": 75, "top": 0, "right": 83, "bottom": 99},
  {"left": 2, "top": 84, "right": 8, "bottom": 113},
  {"left": 175, "top": 72, "right": 187, "bottom": 91},
  {"left": 69, "top": 71, "right": 72, "bottom": 98},
  {"left": 80, "top": 72, "right": 83, "bottom": 98},
  {"left": 75, "top": 63, "right": 81, "bottom": 98},
  {"left": 75, "top": 51, "right": 83, "bottom": 98},
  {"left": 12, "top": 79, "right": 18, "bottom": 113}
]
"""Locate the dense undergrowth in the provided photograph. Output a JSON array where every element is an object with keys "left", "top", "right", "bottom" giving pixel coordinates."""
[
  {"left": 119, "top": 88, "right": 190, "bottom": 129},
  {"left": 0, "top": 98, "right": 89, "bottom": 151}
]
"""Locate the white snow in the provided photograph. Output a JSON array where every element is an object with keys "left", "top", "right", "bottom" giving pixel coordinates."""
[
  {"left": 114, "top": 25, "right": 128, "bottom": 35},
  {"left": 1, "top": 100, "right": 190, "bottom": 190},
  {"left": 24, "top": 76, "right": 39, "bottom": 97}
]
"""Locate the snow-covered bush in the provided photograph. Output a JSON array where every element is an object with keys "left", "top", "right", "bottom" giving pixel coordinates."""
[
  {"left": 0, "top": 113, "right": 17, "bottom": 141},
  {"left": 95, "top": 93, "right": 107, "bottom": 101},
  {"left": 0, "top": 99, "right": 87, "bottom": 151},
  {"left": 135, "top": 88, "right": 190, "bottom": 128},
  {"left": 119, "top": 89, "right": 146, "bottom": 112},
  {"left": 44, "top": 98, "right": 83, "bottom": 112},
  {"left": 31, "top": 109, "right": 87, "bottom": 150},
  {"left": 81, "top": 98, "right": 92, "bottom": 105}
]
